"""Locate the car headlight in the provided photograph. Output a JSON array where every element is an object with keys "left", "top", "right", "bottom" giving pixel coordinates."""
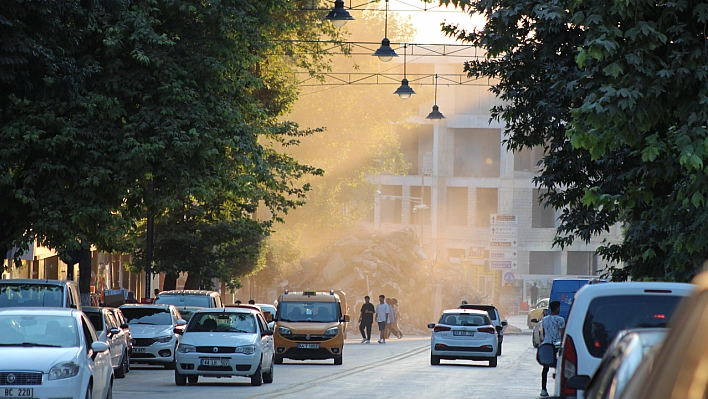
[
  {"left": 324, "top": 327, "right": 339, "bottom": 336},
  {"left": 235, "top": 345, "right": 256, "bottom": 355},
  {"left": 48, "top": 362, "right": 80, "bottom": 380},
  {"left": 177, "top": 344, "right": 196, "bottom": 353},
  {"left": 277, "top": 326, "right": 291, "bottom": 335},
  {"left": 155, "top": 335, "right": 173, "bottom": 343}
]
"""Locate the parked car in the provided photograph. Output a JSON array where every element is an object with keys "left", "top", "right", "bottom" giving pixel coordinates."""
[
  {"left": 256, "top": 303, "right": 277, "bottom": 329},
  {"left": 0, "top": 307, "right": 113, "bottom": 399},
  {"left": 84, "top": 306, "right": 131, "bottom": 378},
  {"left": 459, "top": 303, "right": 507, "bottom": 355},
  {"left": 617, "top": 271, "right": 708, "bottom": 399},
  {"left": 554, "top": 281, "right": 693, "bottom": 398},
  {"left": 174, "top": 307, "right": 274, "bottom": 386},
  {"left": 155, "top": 290, "right": 223, "bottom": 308},
  {"left": 559, "top": 328, "right": 667, "bottom": 399},
  {"left": 0, "top": 279, "right": 82, "bottom": 309},
  {"left": 428, "top": 308, "right": 499, "bottom": 367},
  {"left": 528, "top": 297, "right": 550, "bottom": 328},
  {"left": 107, "top": 307, "right": 134, "bottom": 358},
  {"left": 119, "top": 304, "right": 186, "bottom": 369}
]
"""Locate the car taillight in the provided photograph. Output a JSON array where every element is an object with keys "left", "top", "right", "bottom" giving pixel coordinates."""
[
  {"left": 433, "top": 325, "right": 451, "bottom": 332},
  {"left": 560, "top": 335, "right": 578, "bottom": 397},
  {"left": 478, "top": 326, "right": 495, "bottom": 334}
]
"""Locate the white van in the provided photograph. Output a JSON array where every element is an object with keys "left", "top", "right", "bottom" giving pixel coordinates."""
[
  {"left": 0, "top": 279, "right": 82, "bottom": 309},
  {"left": 554, "top": 281, "right": 693, "bottom": 398}
]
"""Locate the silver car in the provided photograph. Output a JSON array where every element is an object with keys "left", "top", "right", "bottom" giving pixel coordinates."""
[
  {"left": 119, "top": 304, "right": 186, "bottom": 369},
  {"left": 84, "top": 306, "right": 131, "bottom": 378}
]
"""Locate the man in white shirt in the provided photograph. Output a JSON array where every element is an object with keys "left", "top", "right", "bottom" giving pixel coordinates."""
[{"left": 375, "top": 294, "right": 390, "bottom": 344}]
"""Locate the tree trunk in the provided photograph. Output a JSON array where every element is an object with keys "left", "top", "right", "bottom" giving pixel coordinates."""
[
  {"left": 163, "top": 273, "right": 178, "bottom": 291},
  {"left": 78, "top": 248, "right": 92, "bottom": 306},
  {"left": 184, "top": 272, "right": 200, "bottom": 290}
]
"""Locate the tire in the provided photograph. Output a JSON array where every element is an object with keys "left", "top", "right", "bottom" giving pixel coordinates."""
[
  {"left": 164, "top": 359, "right": 176, "bottom": 370},
  {"left": 497, "top": 343, "right": 503, "bottom": 356},
  {"left": 115, "top": 351, "right": 127, "bottom": 379},
  {"left": 187, "top": 375, "right": 198, "bottom": 384},
  {"left": 105, "top": 380, "right": 113, "bottom": 399},
  {"left": 250, "top": 365, "right": 263, "bottom": 386},
  {"left": 174, "top": 370, "right": 187, "bottom": 386},
  {"left": 430, "top": 354, "right": 440, "bottom": 365},
  {"left": 262, "top": 357, "right": 274, "bottom": 384},
  {"left": 274, "top": 355, "right": 283, "bottom": 365},
  {"left": 334, "top": 356, "right": 343, "bottom": 365},
  {"left": 489, "top": 356, "right": 498, "bottom": 367}
]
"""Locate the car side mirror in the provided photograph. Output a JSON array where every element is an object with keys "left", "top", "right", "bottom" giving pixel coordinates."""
[
  {"left": 531, "top": 319, "right": 538, "bottom": 323},
  {"left": 501, "top": 320, "right": 508, "bottom": 327},
  {"left": 495, "top": 325, "right": 503, "bottom": 333},
  {"left": 91, "top": 341, "right": 109, "bottom": 359},
  {"left": 427, "top": 323, "right": 435, "bottom": 329},
  {"left": 177, "top": 319, "right": 187, "bottom": 326},
  {"left": 262, "top": 330, "right": 274, "bottom": 337},
  {"left": 566, "top": 375, "right": 591, "bottom": 390},
  {"left": 343, "top": 315, "right": 351, "bottom": 323},
  {"left": 173, "top": 327, "right": 184, "bottom": 335},
  {"left": 109, "top": 327, "right": 121, "bottom": 336}
]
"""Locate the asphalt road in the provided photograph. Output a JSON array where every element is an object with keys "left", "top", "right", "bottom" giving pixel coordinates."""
[{"left": 114, "top": 317, "right": 543, "bottom": 399}]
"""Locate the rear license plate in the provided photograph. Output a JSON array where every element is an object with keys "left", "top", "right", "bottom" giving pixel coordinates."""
[
  {"left": 453, "top": 331, "right": 475, "bottom": 336},
  {"left": 297, "top": 343, "right": 319, "bottom": 349},
  {"left": 200, "top": 359, "right": 230, "bottom": 367},
  {"left": 2, "top": 388, "right": 33, "bottom": 397},
  {"left": 132, "top": 347, "right": 147, "bottom": 353}
]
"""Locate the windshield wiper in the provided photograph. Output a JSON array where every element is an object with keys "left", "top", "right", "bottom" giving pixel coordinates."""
[
  {"left": 131, "top": 322, "right": 156, "bottom": 325},
  {"left": 0, "top": 342, "right": 62, "bottom": 347}
]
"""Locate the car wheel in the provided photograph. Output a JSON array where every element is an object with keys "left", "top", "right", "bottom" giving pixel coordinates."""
[
  {"left": 105, "top": 379, "right": 113, "bottom": 399},
  {"left": 115, "top": 351, "right": 127, "bottom": 379},
  {"left": 430, "top": 354, "right": 440, "bottom": 365},
  {"left": 532, "top": 335, "right": 539, "bottom": 348},
  {"left": 497, "top": 343, "right": 503, "bottom": 356},
  {"left": 174, "top": 370, "right": 187, "bottom": 386},
  {"left": 274, "top": 355, "right": 283, "bottom": 364},
  {"left": 187, "top": 375, "right": 198, "bottom": 384},
  {"left": 334, "top": 356, "right": 343, "bottom": 365},
  {"left": 489, "top": 356, "right": 498, "bottom": 367},
  {"left": 262, "top": 357, "right": 274, "bottom": 384},
  {"left": 164, "top": 357, "right": 176, "bottom": 370},
  {"left": 250, "top": 365, "right": 263, "bottom": 386}
]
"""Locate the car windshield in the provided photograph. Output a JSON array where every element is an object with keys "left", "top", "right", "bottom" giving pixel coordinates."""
[
  {"left": 0, "top": 314, "right": 78, "bottom": 347},
  {"left": 0, "top": 284, "right": 64, "bottom": 308},
  {"left": 440, "top": 313, "right": 491, "bottom": 326},
  {"left": 176, "top": 309, "right": 197, "bottom": 322},
  {"left": 188, "top": 313, "right": 257, "bottom": 333},
  {"left": 279, "top": 302, "right": 338, "bottom": 322},
  {"left": 121, "top": 308, "right": 172, "bottom": 325},
  {"left": 155, "top": 295, "right": 210, "bottom": 308},
  {"left": 583, "top": 295, "right": 683, "bottom": 358}
]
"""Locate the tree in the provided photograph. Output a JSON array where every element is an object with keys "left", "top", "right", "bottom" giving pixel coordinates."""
[{"left": 440, "top": 0, "right": 708, "bottom": 281}]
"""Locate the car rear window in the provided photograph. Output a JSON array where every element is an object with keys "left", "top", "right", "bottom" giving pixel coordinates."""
[
  {"left": 440, "top": 313, "right": 491, "bottom": 326},
  {"left": 155, "top": 295, "right": 211, "bottom": 308},
  {"left": 582, "top": 294, "right": 684, "bottom": 358}
]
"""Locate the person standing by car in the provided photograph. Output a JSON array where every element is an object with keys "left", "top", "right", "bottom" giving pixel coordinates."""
[
  {"left": 375, "top": 294, "right": 390, "bottom": 344},
  {"left": 540, "top": 300, "right": 565, "bottom": 397},
  {"left": 530, "top": 282, "right": 539, "bottom": 306},
  {"left": 359, "top": 296, "right": 375, "bottom": 343}
]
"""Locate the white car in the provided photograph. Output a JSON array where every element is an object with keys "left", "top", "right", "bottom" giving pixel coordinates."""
[
  {"left": 554, "top": 282, "right": 694, "bottom": 398},
  {"left": 0, "top": 307, "right": 113, "bottom": 399},
  {"left": 120, "top": 304, "right": 186, "bottom": 369},
  {"left": 175, "top": 307, "right": 275, "bottom": 386},
  {"left": 84, "top": 306, "right": 131, "bottom": 378},
  {"left": 428, "top": 309, "right": 499, "bottom": 367}
]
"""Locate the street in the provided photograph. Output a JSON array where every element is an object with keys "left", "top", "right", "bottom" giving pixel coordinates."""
[{"left": 115, "top": 317, "right": 542, "bottom": 399}]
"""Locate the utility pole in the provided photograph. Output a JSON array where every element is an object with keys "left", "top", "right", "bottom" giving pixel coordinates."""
[{"left": 145, "top": 178, "right": 154, "bottom": 299}]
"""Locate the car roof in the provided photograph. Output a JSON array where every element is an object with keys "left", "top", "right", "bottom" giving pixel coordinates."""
[
  {"left": 120, "top": 304, "right": 173, "bottom": 310},
  {"left": 443, "top": 309, "right": 490, "bottom": 316},
  {"left": 82, "top": 306, "right": 106, "bottom": 313},
  {"left": 0, "top": 279, "right": 76, "bottom": 286},
  {"left": 459, "top": 304, "right": 498, "bottom": 311},
  {"left": 0, "top": 307, "right": 78, "bottom": 316},
  {"left": 574, "top": 281, "right": 694, "bottom": 299},
  {"left": 196, "top": 307, "right": 258, "bottom": 315},
  {"left": 158, "top": 290, "right": 219, "bottom": 296}
]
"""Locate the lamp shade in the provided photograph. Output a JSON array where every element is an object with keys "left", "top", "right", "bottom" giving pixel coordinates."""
[
  {"left": 372, "top": 38, "right": 398, "bottom": 62},
  {"left": 393, "top": 78, "right": 416, "bottom": 99},
  {"left": 426, "top": 104, "right": 445, "bottom": 121},
  {"left": 324, "top": 0, "right": 354, "bottom": 27}
]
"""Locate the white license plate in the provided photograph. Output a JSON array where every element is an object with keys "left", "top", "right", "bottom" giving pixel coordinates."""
[
  {"left": 200, "top": 359, "right": 230, "bottom": 367},
  {"left": 297, "top": 343, "right": 319, "bottom": 349},
  {"left": 132, "top": 347, "right": 147, "bottom": 353},
  {"left": 2, "top": 388, "right": 34, "bottom": 397},
  {"left": 453, "top": 331, "right": 475, "bottom": 336}
]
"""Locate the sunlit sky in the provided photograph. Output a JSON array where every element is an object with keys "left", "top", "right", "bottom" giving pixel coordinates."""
[{"left": 387, "top": 0, "right": 485, "bottom": 44}]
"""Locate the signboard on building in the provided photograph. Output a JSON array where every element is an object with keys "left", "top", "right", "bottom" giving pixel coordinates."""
[
  {"left": 490, "top": 214, "right": 518, "bottom": 225},
  {"left": 489, "top": 237, "right": 517, "bottom": 247},
  {"left": 490, "top": 260, "right": 517, "bottom": 270},
  {"left": 468, "top": 246, "right": 485, "bottom": 259},
  {"left": 490, "top": 249, "right": 517, "bottom": 259},
  {"left": 490, "top": 226, "right": 518, "bottom": 236}
]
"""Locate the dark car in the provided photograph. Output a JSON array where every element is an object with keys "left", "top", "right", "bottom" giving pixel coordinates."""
[{"left": 459, "top": 304, "right": 507, "bottom": 355}]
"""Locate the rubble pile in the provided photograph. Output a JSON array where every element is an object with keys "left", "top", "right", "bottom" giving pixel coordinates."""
[{"left": 282, "top": 228, "right": 484, "bottom": 333}]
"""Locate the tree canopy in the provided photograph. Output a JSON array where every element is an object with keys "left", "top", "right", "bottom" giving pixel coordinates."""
[{"left": 441, "top": 0, "right": 708, "bottom": 281}]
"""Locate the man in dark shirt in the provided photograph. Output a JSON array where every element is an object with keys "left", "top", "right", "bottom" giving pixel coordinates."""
[{"left": 359, "top": 295, "right": 375, "bottom": 344}]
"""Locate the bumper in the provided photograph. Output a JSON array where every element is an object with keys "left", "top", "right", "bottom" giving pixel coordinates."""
[
  {"left": 129, "top": 340, "right": 176, "bottom": 364},
  {"left": 176, "top": 353, "right": 260, "bottom": 376},
  {"left": 431, "top": 338, "right": 497, "bottom": 361},
  {"left": 275, "top": 336, "right": 343, "bottom": 360},
  {"left": 0, "top": 375, "right": 86, "bottom": 399}
]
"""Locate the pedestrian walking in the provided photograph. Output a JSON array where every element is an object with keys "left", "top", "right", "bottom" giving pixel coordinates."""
[
  {"left": 530, "top": 282, "right": 539, "bottom": 306},
  {"left": 359, "top": 295, "right": 375, "bottom": 343},
  {"left": 539, "top": 300, "right": 565, "bottom": 397},
  {"left": 387, "top": 297, "right": 403, "bottom": 339},
  {"left": 375, "top": 294, "right": 390, "bottom": 344}
]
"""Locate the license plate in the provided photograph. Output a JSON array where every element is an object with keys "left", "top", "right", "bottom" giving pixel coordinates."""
[
  {"left": 132, "top": 347, "right": 147, "bottom": 353},
  {"left": 297, "top": 343, "right": 319, "bottom": 349},
  {"left": 453, "top": 330, "right": 475, "bottom": 336},
  {"left": 2, "top": 388, "right": 33, "bottom": 397},
  {"left": 200, "top": 359, "right": 230, "bottom": 367}
]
